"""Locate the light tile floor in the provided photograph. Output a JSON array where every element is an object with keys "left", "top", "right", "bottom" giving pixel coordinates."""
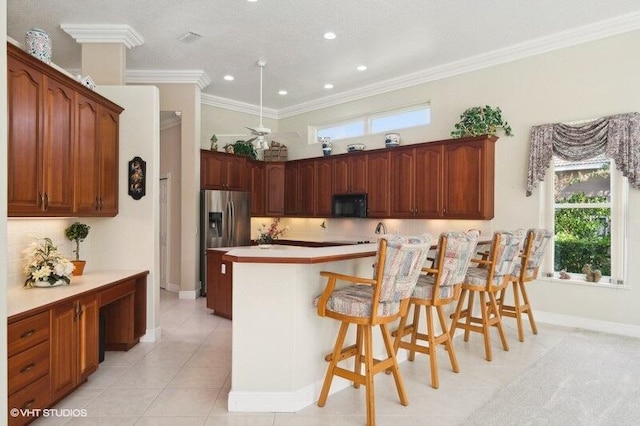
[{"left": 34, "top": 289, "right": 575, "bottom": 425}]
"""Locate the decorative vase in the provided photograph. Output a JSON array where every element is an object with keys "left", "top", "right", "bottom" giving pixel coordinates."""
[
  {"left": 71, "top": 260, "right": 86, "bottom": 276},
  {"left": 25, "top": 28, "right": 52, "bottom": 64},
  {"left": 322, "top": 147, "right": 332, "bottom": 156},
  {"left": 258, "top": 244, "right": 273, "bottom": 249}
]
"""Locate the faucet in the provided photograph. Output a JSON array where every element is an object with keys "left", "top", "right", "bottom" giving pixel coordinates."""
[{"left": 374, "top": 222, "right": 387, "bottom": 235}]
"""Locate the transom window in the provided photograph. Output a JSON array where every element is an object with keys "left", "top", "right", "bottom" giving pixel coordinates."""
[{"left": 312, "top": 104, "right": 431, "bottom": 143}]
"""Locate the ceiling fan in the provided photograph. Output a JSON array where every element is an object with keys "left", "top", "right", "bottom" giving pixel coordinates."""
[
  {"left": 214, "top": 60, "right": 300, "bottom": 152},
  {"left": 245, "top": 60, "right": 270, "bottom": 150}
]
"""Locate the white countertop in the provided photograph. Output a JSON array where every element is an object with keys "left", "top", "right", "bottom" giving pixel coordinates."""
[
  {"left": 223, "top": 243, "right": 378, "bottom": 263},
  {"left": 8, "top": 269, "right": 148, "bottom": 319}
]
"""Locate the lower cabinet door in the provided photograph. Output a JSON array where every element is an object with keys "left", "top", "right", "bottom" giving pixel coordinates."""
[
  {"left": 50, "top": 301, "right": 77, "bottom": 401},
  {"left": 8, "top": 374, "right": 51, "bottom": 426},
  {"left": 77, "top": 294, "right": 99, "bottom": 382}
]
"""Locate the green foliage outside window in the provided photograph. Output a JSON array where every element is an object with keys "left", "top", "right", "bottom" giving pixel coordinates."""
[{"left": 554, "top": 193, "right": 611, "bottom": 276}]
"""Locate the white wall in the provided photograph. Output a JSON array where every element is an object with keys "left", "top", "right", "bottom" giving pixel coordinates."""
[
  {"left": 160, "top": 120, "right": 182, "bottom": 289},
  {"left": 273, "top": 30, "right": 640, "bottom": 329},
  {"left": 91, "top": 85, "right": 161, "bottom": 340},
  {"left": 201, "top": 104, "right": 278, "bottom": 150}
]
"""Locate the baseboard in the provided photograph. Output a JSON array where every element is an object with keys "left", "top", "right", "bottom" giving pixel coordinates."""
[
  {"left": 228, "top": 377, "right": 352, "bottom": 413},
  {"left": 166, "top": 282, "right": 180, "bottom": 293},
  {"left": 140, "top": 326, "right": 161, "bottom": 343},
  {"left": 534, "top": 310, "right": 640, "bottom": 339},
  {"left": 178, "top": 289, "right": 198, "bottom": 299}
]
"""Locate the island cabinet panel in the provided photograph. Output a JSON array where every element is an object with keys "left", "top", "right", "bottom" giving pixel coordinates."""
[
  {"left": 333, "top": 155, "right": 367, "bottom": 194},
  {"left": 265, "top": 163, "right": 285, "bottom": 216},
  {"left": 207, "top": 250, "right": 232, "bottom": 319},
  {"left": 443, "top": 137, "right": 495, "bottom": 219},
  {"left": 315, "top": 158, "right": 333, "bottom": 217},
  {"left": 366, "top": 152, "right": 390, "bottom": 217},
  {"left": 200, "top": 150, "right": 249, "bottom": 191},
  {"left": 7, "top": 42, "right": 122, "bottom": 218},
  {"left": 249, "top": 160, "right": 265, "bottom": 216}
]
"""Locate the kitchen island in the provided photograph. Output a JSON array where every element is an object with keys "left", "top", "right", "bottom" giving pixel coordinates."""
[{"left": 222, "top": 244, "right": 381, "bottom": 413}]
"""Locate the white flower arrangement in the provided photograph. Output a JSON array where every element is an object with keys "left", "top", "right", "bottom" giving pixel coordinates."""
[{"left": 23, "top": 237, "right": 74, "bottom": 287}]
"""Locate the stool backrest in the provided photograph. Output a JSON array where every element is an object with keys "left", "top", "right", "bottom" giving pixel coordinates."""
[
  {"left": 487, "top": 231, "right": 521, "bottom": 285},
  {"left": 518, "top": 228, "right": 553, "bottom": 279},
  {"left": 375, "top": 234, "right": 432, "bottom": 303},
  {"left": 435, "top": 231, "right": 479, "bottom": 288}
]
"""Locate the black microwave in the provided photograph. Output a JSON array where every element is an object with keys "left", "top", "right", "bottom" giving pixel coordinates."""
[{"left": 332, "top": 193, "right": 368, "bottom": 218}]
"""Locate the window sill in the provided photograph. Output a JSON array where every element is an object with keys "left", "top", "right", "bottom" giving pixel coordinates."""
[{"left": 538, "top": 276, "right": 630, "bottom": 290}]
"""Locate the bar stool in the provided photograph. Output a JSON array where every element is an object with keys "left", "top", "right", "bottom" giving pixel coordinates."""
[
  {"left": 449, "top": 231, "right": 521, "bottom": 361},
  {"left": 315, "top": 234, "right": 432, "bottom": 426},
  {"left": 393, "top": 230, "right": 479, "bottom": 389},
  {"left": 498, "top": 228, "right": 553, "bottom": 342}
]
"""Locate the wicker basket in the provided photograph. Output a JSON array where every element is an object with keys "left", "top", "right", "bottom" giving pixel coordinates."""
[{"left": 263, "top": 147, "right": 288, "bottom": 161}]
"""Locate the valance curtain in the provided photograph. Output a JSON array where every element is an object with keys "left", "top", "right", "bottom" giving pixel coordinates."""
[{"left": 526, "top": 112, "right": 640, "bottom": 196}]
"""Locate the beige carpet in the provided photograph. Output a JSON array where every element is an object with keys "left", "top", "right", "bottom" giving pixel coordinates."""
[{"left": 465, "top": 330, "right": 640, "bottom": 425}]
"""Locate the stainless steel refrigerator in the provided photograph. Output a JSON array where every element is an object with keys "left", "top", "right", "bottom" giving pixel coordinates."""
[{"left": 199, "top": 190, "right": 251, "bottom": 296}]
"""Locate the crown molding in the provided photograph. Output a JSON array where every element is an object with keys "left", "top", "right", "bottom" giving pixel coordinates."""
[
  {"left": 278, "top": 11, "right": 640, "bottom": 118},
  {"left": 126, "top": 70, "right": 212, "bottom": 90},
  {"left": 201, "top": 93, "right": 279, "bottom": 119},
  {"left": 60, "top": 24, "right": 144, "bottom": 48}
]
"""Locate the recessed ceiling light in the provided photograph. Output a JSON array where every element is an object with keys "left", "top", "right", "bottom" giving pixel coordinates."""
[
  {"left": 357, "top": 65, "right": 368, "bottom": 71},
  {"left": 247, "top": 0, "right": 258, "bottom": 3},
  {"left": 278, "top": 90, "right": 288, "bottom": 95},
  {"left": 177, "top": 31, "right": 202, "bottom": 44},
  {"left": 223, "top": 75, "right": 234, "bottom": 81},
  {"left": 323, "top": 32, "right": 336, "bottom": 40},
  {"left": 324, "top": 83, "right": 334, "bottom": 89}
]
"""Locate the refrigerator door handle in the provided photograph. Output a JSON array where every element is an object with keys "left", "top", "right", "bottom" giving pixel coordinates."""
[
  {"left": 230, "top": 200, "right": 236, "bottom": 244},
  {"left": 227, "top": 199, "right": 235, "bottom": 244}
]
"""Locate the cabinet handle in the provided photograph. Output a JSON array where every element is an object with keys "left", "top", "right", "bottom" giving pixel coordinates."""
[
  {"left": 20, "top": 329, "right": 36, "bottom": 338},
  {"left": 20, "top": 363, "right": 36, "bottom": 373},
  {"left": 38, "top": 192, "right": 44, "bottom": 209},
  {"left": 95, "top": 196, "right": 100, "bottom": 210},
  {"left": 43, "top": 192, "right": 49, "bottom": 210},
  {"left": 99, "top": 197, "right": 104, "bottom": 210},
  {"left": 22, "top": 399, "right": 36, "bottom": 410}
]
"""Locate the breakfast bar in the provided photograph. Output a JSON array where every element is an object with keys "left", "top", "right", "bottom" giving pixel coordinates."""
[{"left": 223, "top": 244, "right": 379, "bottom": 412}]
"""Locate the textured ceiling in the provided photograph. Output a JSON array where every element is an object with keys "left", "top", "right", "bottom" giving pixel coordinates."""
[{"left": 7, "top": 0, "right": 640, "bottom": 112}]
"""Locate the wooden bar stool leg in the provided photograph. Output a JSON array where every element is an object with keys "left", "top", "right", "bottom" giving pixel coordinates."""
[
  {"left": 363, "top": 325, "right": 376, "bottom": 426},
  {"left": 354, "top": 325, "right": 363, "bottom": 388},
  {"left": 381, "top": 323, "right": 408, "bottom": 406},
  {"left": 449, "top": 289, "right": 466, "bottom": 339},
  {"left": 318, "top": 321, "right": 349, "bottom": 407},
  {"left": 409, "top": 304, "right": 421, "bottom": 361},
  {"left": 426, "top": 305, "right": 439, "bottom": 389},
  {"left": 438, "top": 305, "right": 459, "bottom": 374},
  {"left": 479, "top": 291, "right": 492, "bottom": 361},
  {"left": 489, "top": 291, "right": 509, "bottom": 352},
  {"left": 511, "top": 281, "right": 525, "bottom": 342},
  {"left": 464, "top": 290, "right": 475, "bottom": 342},
  {"left": 520, "top": 281, "right": 538, "bottom": 335}
]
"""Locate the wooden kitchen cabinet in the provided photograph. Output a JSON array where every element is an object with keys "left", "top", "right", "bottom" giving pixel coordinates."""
[
  {"left": 315, "top": 158, "right": 333, "bottom": 217},
  {"left": 284, "top": 161, "right": 299, "bottom": 215},
  {"left": 200, "top": 150, "right": 248, "bottom": 191},
  {"left": 366, "top": 152, "right": 391, "bottom": 217},
  {"left": 265, "top": 162, "right": 285, "bottom": 216},
  {"left": 298, "top": 160, "right": 316, "bottom": 216},
  {"left": 7, "top": 311, "right": 51, "bottom": 426},
  {"left": 333, "top": 154, "right": 367, "bottom": 194},
  {"left": 7, "top": 54, "right": 75, "bottom": 216},
  {"left": 390, "top": 144, "right": 443, "bottom": 217},
  {"left": 207, "top": 250, "right": 232, "bottom": 319},
  {"left": 443, "top": 137, "right": 496, "bottom": 219},
  {"left": 249, "top": 160, "right": 265, "bottom": 216},
  {"left": 50, "top": 294, "right": 99, "bottom": 403},
  {"left": 7, "top": 42, "right": 123, "bottom": 218},
  {"left": 74, "top": 98, "right": 120, "bottom": 216}
]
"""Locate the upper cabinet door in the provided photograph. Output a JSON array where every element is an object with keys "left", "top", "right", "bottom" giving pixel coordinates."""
[
  {"left": 96, "top": 107, "right": 120, "bottom": 216},
  {"left": 366, "top": 152, "right": 390, "bottom": 217},
  {"left": 265, "top": 163, "right": 285, "bottom": 216},
  {"left": 414, "top": 144, "right": 443, "bottom": 218},
  {"left": 315, "top": 159, "right": 333, "bottom": 217},
  {"left": 7, "top": 56, "right": 44, "bottom": 215},
  {"left": 389, "top": 149, "right": 416, "bottom": 218},
  {"left": 443, "top": 138, "right": 495, "bottom": 219},
  {"left": 74, "top": 95, "right": 100, "bottom": 214}
]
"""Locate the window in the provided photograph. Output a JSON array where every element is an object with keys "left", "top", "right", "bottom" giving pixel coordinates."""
[
  {"left": 544, "top": 155, "right": 627, "bottom": 285},
  {"left": 313, "top": 104, "right": 431, "bottom": 143}
]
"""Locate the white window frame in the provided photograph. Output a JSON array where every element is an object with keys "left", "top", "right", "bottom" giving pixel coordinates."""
[
  {"left": 540, "top": 157, "right": 628, "bottom": 287},
  {"left": 310, "top": 103, "right": 431, "bottom": 144}
]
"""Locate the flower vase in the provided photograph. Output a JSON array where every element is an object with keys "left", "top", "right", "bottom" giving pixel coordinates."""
[
  {"left": 33, "top": 279, "right": 65, "bottom": 288},
  {"left": 258, "top": 244, "right": 273, "bottom": 249},
  {"left": 25, "top": 28, "right": 52, "bottom": 64}
]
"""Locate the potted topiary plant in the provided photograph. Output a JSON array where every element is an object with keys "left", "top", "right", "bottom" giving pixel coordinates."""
[
  {"left": 450, "top": 105, "right": 513, "bottom": 138},
  {"left": 65, "top": 221, "right": 90, "bottom": 276}
]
